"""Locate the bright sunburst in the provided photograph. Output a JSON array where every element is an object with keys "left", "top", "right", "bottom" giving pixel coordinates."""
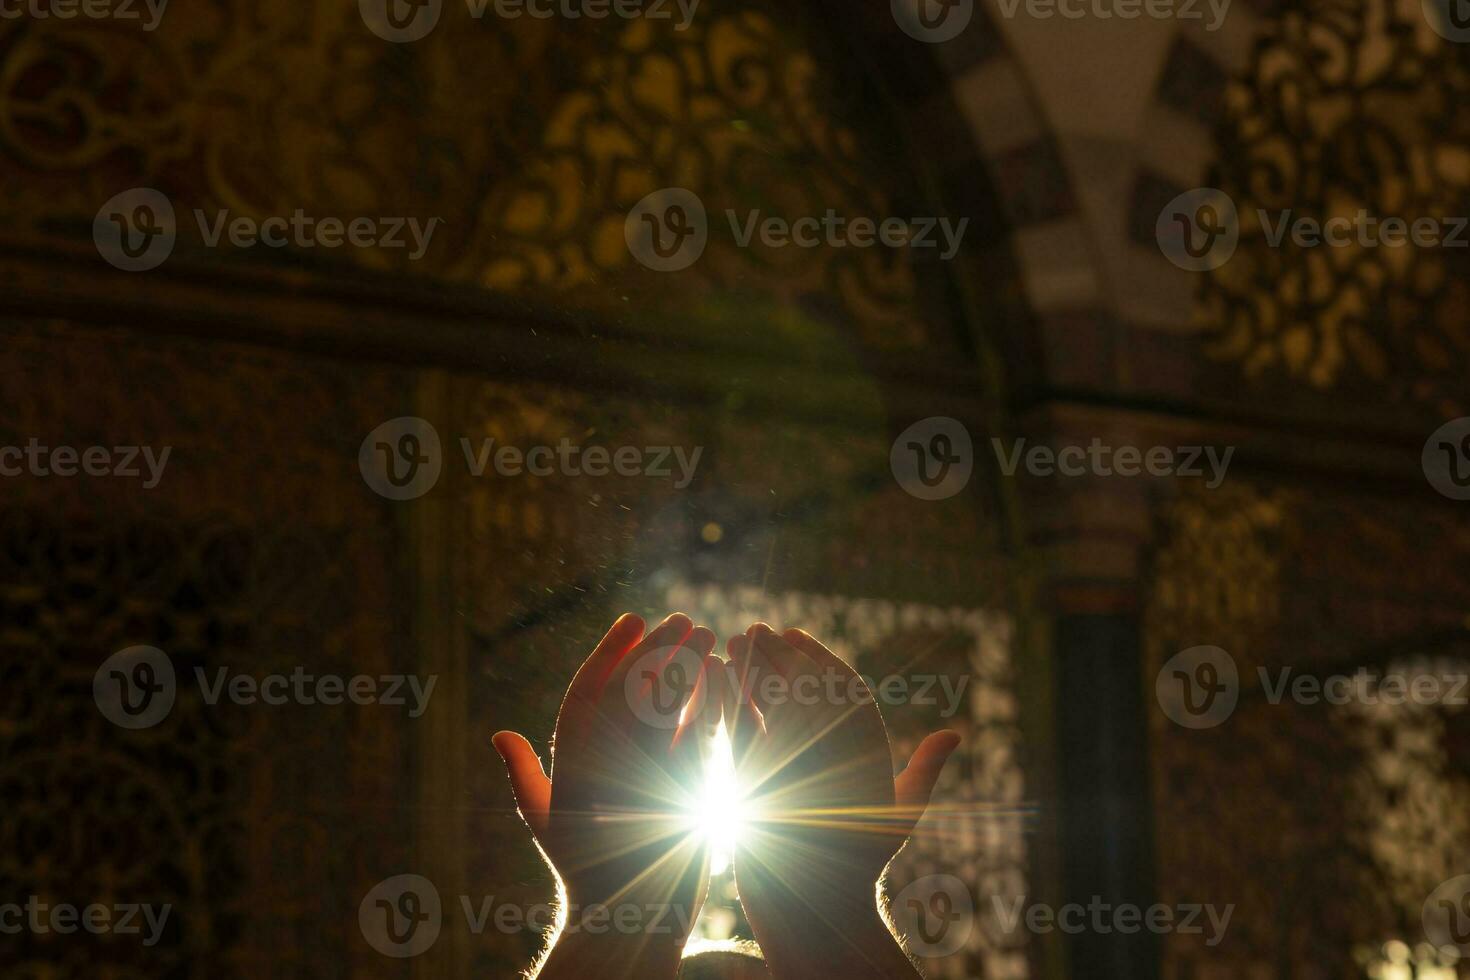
[{"left": 684, "top": 722, "right": 750, "bottom": 874}]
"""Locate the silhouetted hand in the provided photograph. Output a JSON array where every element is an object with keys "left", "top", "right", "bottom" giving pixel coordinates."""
[
  {"left": 495, "top": 613, "right": 722, "bottom": 980},
  {"left": 724, "top": 624, "right": 959, "bottom": 979}
]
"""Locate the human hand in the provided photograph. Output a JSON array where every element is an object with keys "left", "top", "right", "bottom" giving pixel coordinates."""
[
  {"left": 494, "top": 613, "right": 723, "bottom": 979},
  {"left": 724, "top": 624, "right": 960, "bottom": 978}
]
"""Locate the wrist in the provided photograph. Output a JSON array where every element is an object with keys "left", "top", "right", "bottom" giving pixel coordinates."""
[
  {"left": 537, "top": 917, "right": 685, "bottom": 980},
  {"left": 738, "top": 869, "right": 919, "bottom": 979}
]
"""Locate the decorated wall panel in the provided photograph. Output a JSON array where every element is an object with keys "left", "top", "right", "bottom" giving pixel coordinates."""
[{"left": 1145, "top": 481, "right": 1470, "bottom": 978}]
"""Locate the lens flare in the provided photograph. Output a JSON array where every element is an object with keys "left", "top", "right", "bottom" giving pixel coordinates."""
[{"left": 685, "top": 722, "right": 749, "bottom": 874}]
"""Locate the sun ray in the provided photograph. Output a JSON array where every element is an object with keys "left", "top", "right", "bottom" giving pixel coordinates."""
[{"left": 682, "top": 721, "right": 752, "bottom": 874}]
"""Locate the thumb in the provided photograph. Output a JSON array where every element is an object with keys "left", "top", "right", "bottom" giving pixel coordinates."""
[
  {"left": 493, "top": 731, "right": 552, "bottom": 840},
  {"left": 893, "top": 730, "right": 961, "bottom": 830}
]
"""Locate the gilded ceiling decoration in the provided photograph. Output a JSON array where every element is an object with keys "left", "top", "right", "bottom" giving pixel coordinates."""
[
  {"left": 0, "top": 1, "right": 938, "bottom": 349},
  {"left": 1202, "top": 0, "right": 1470, "bottom": 412}
]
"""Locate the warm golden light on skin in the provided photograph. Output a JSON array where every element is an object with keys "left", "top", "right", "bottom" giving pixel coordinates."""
[{"left": 685, "top": 722, "right": 750, "bottom": 874}]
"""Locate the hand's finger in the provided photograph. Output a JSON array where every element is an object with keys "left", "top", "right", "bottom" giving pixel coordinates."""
[
  {"left": 750, "top": 623, "right": 819, "bottom": 680},
  {"left": 730, "top": 624, "right": 801, "bottom": 718},
  {"left": 492, "top": 730, "right": 553, "bottom": 840},
  {"left": 603, "top": 612, "right": 695, "bottom": 707},
  {"left": 894, "top": 730, "right": 962, "bottom": 830},
  {"left": 749, "top": 625, "right": 826, "bottom": 730},
  {"left": 782, "top": 627, "right": 858, "bottom": 682},
  {"left": 782, "top": 626, "right": 890, "bottom": 744},
  {"left": 558, "top": 614, "right": 645, "bottom": 737},
  {"left": 671, "top": 651, "right": 722, "bottom": 779},
  {"left": 722, "top": 658, "right": 765, "bottom": 766},
  {"left": 673, "top": 629, "right": 720, "bottom": 746},
  {"left": 725, "top": 632, "right": 762, "bottom": 711},
  {"left": 684, "top": 626, "right": 718, "bottom": 667}
]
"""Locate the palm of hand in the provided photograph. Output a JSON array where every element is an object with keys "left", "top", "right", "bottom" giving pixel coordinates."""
[
  {"left": 729, "top": 625, "right": 899, "bottom": 887},
  {"left": 724, "top": 623, "right": 961, "bottom": 958},
  {"left": 727, "top": 626, "right": 905, "bottom": 887},
  {"left": 496, "top": 614, "right": 720, "bottom": 925}
]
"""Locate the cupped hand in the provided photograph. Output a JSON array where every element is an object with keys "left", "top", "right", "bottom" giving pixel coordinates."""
[
  {"left": 724, "top": 623, "right": 960, "bottom": 978},
  {"left": 494, "top": 613, "right": 723, "bottom": 977}
]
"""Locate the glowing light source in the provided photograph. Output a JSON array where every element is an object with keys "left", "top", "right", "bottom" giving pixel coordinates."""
[
  {"left": 685, "top": 722, "right": 749, "bottom": 875},
  {"left": 1364, "top": 939, "right": 1461, "bottom": 980}
]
